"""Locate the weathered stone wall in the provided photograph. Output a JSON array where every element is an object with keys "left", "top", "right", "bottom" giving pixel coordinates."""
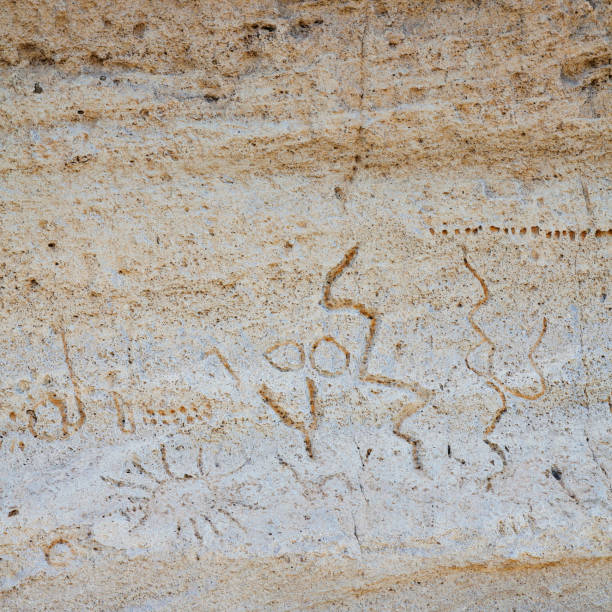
[{"left": 0, "top": 1, "right": 610, "bottom": 609}]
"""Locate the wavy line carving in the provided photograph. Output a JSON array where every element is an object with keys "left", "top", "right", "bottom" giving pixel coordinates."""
[
  {"left": 323, "top": 245, "right": 431, "bottom": 469},
  {"left": 463, "top": 255, "right": 548, "bottom": 489},
  {"left": 463, "top": 256, "right": 547, "bottom": 401}
]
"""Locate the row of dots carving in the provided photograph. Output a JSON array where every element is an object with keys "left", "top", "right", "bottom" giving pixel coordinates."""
[{"left": 429, "top": 226, "right": 612, "bottom": 240}]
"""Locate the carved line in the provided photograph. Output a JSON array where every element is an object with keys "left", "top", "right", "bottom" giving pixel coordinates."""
[
  {"left": 161, "top": 443, "right": 196, "bottom": 480},
  {"left": 217, "top": 506, "right": 247, "bottom": 532},
  {"left": 306, "top": 377, "right": 318, "bottom": 433},
  {"left": 59, "top": 329, "right": 86, "bottom": 431},
  {"left": 392, "top": 401, "right": 428, "bottom": 470},
  {"left": 197, "top": 445, "right": 206, "bottom": 478},
  {"left": 580, "top": 181, "right": 593, "bottom": 213},
  {"left": 190, "top": 516, "right": 203, "bottom": 542},
  {"left": 131, "top": 456, "right": 163, "bottom": 484},
  {"left": 550, "top": 465, "right": 580, "bottom": 504},
  {"left": 310, "top": 335, "right": 350, "bottom": 377},
  {"left": 484, "top": 382, "right": 508, "bottom": 437},
  {"left": 201, "top": 515, "right": 221, "bottom": 536},
  {"left": 100, "top": 475, "right": 152, "bottom": 493},
  {"left": 112, "top": 392, "right": 135, "bottom": 434},
  {"left": 484, "top": 382, "right": 508, "bottom": 491},
  {"left": 4, "top": 439, "right": 25, "bottom": 453},
  {"left": 463, "top": 256, "right": 493, "bottom": 346},
  {"left": 203, "top": 347, "right": 240, "bottom": 383}
]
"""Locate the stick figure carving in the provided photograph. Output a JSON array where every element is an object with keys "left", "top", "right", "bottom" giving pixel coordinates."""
[{"left": 259, "top": 336, "right": 349, "bottom": 459}]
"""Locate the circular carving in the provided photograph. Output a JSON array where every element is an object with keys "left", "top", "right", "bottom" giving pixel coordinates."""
[
  {"left": 44, "top": 538, "right": 76, "bottom": 567},
  {"left": 263, "top": 340, "right": 305, "bottom": 371},
  {"left": 310, "top": 336, "right": 350, "bottom": 377},
  {"left": 28, "top": 393, "right": 69, "bottom": 441}
]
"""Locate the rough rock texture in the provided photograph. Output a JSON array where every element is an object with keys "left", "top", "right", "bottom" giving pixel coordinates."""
[{"left": 0, "top": 1, "right": 611, "bottom": 609}]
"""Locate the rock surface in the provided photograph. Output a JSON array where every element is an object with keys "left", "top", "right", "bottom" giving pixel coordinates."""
[{"left": 0, "top": 1, "right": 611, "bottom": 609}]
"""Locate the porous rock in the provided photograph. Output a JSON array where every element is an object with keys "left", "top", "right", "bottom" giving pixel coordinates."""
[{"left": 0, "top": 1, "right": 610, "bottom": 609}]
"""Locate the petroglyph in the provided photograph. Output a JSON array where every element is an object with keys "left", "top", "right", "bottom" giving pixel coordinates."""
[
  {"left": 264, "top": 340, "right": 305, "bottom": 372},
  {"left": 429, "top": 226, "right": 611, "bottom": 240},
  {"left": 321, "top": 245, "right": 433, "bottom": 467},
  {"left": 259, "top": 378, "right": 318, "bottom": 459},
  {"left": 463, "top": 255, "right": 548, "bottom": 488},
  {"left": 323, "top": 245, "right": 432, "bottom": 400},
  {"left": 463, "top": 256, "right": 547, "bottom": 401},
  {"left": 260, "top": 248, "right": 435, "bottom": 467},
  {"left": 101, "top": 444, "right": 249, "bottom": 546},
  {"left": 310, "top": 336, "right": 350, "bottom": 377},
  {"left": 112, "top": 392, "right": 135, "bottom": 434},
  {"left": 43, "top": 538, "right": 76, "bottom": 567},
  {"left": 104, "top": 346, "right": 239, "bottom": 432},
  {"left": 23, "top": 330, "right": 86, "bottom": 441}
]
